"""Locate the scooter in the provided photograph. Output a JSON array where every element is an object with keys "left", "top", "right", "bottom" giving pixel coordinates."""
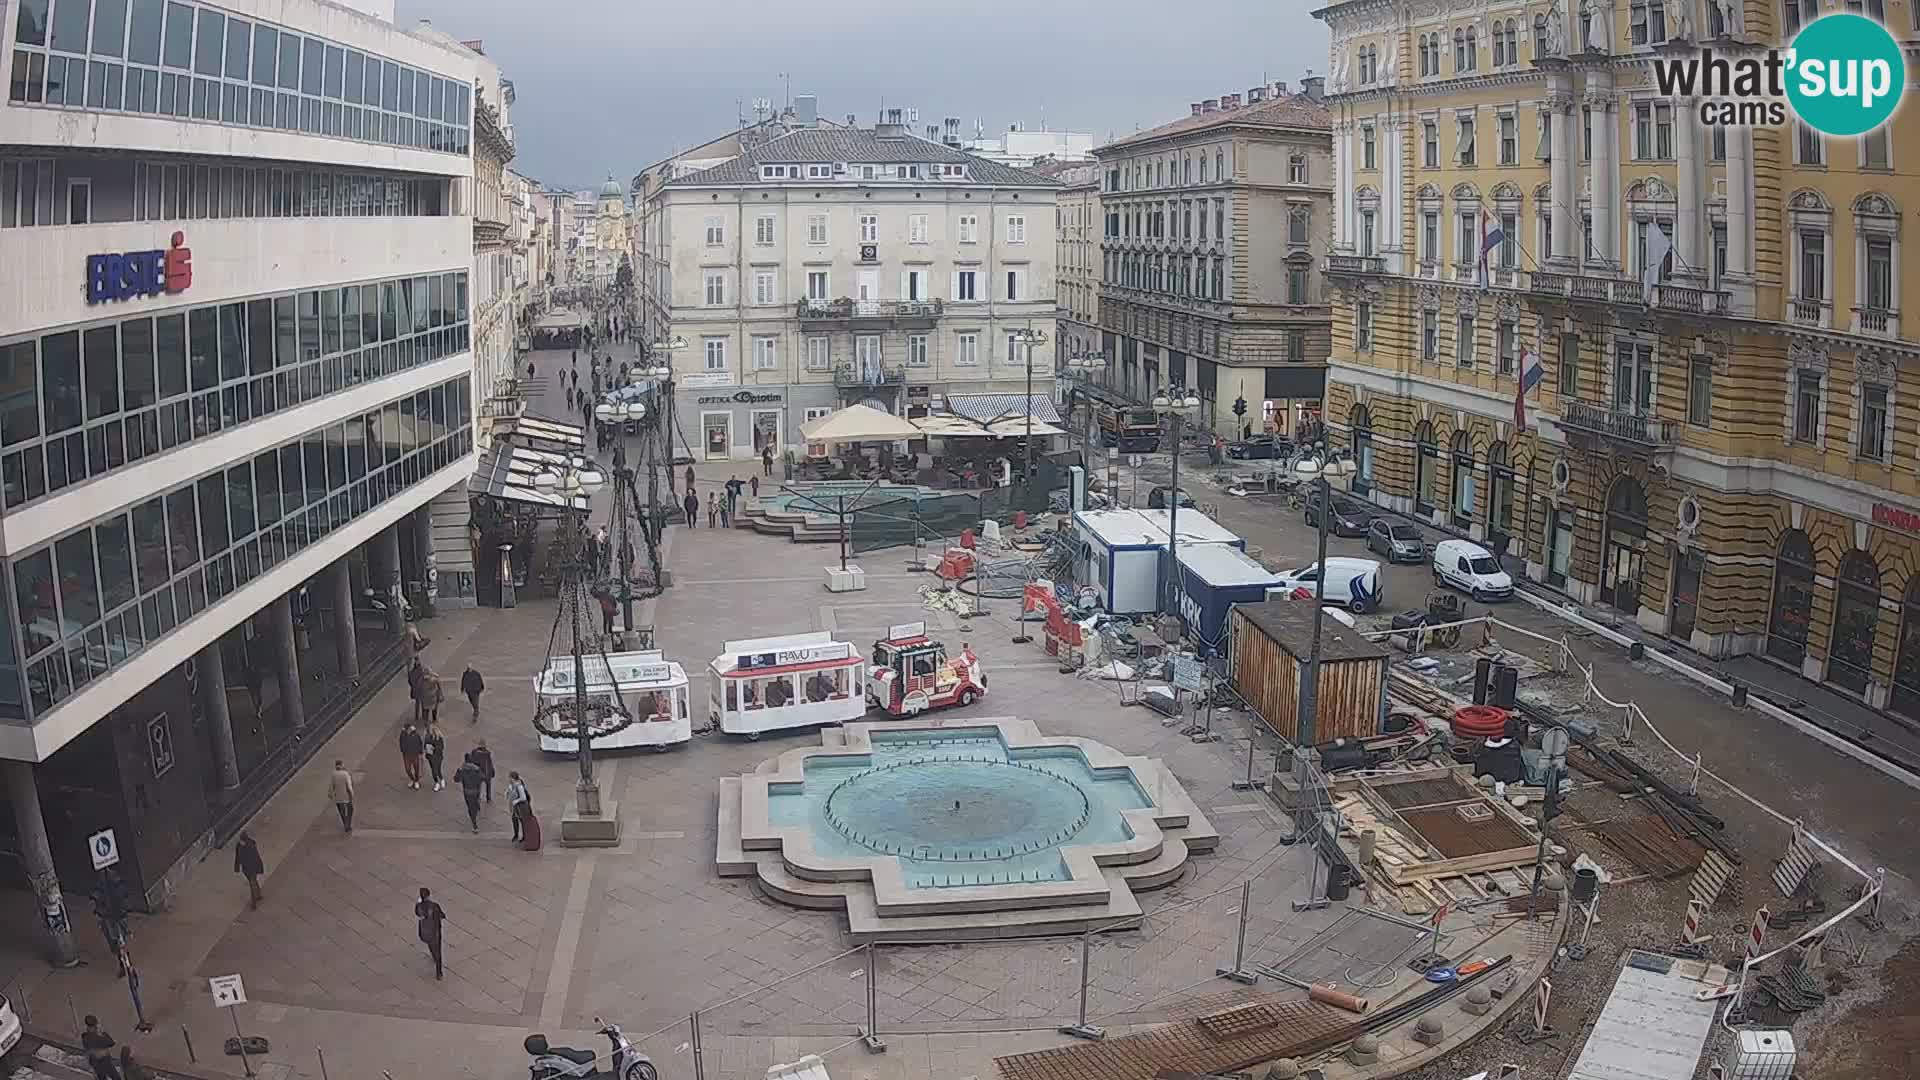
[{"left": 525, "top": 1021, "right": 657, "bottom": 1080}]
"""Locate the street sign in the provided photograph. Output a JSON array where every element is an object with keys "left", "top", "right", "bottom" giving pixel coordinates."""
[
  {"left": 1171, "top": 656, "right": 1205, "bottom": 692},
  {"left": 88, "top": 829, "right": 119, "bottom": 871},
  {"left": 209, "top": 973, "right": 247, "bottom": 1008}
]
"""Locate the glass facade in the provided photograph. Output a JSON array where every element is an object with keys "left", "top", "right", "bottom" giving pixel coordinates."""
[
  {"left": 2, "top": 374, "right": 473, "bottom": 721},
  {"left": 0, "top": 270, "right": 469, "bottom": 510},
  {"left": 8, "top": 0, "right": 472, "bottom": 156},
  {"left": 2, "top": 155, "right": 452, "bottom": 229}
]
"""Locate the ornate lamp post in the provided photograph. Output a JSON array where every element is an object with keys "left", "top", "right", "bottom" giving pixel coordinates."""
[
  {"left": 593, "top": 398, "right": 648, "bottom": 636},
  {"left": 648, "top": 337, "right": 687, "bottom": 491},
  {"left": 1008, "top": 327, "right": 1050, "bottom": 483},
  {"left": 1289, "top": 438, "right": 1355, "bottom": 845},
  {"left": 530, "top": 459, "right": 623, "bottom": 846},
  {"left": 1151, "top": 387, "right": 1201, "bottom": 615}
]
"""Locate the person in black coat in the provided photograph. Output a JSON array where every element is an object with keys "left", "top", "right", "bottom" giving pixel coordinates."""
[
  {"left": 414, "top": 888, "right": 446, "bottom": 979},
  {"left": 460, "top": 665, "right": 485, "bottom": 721},
  {"left": 232, "top": 831, "right": 265, "bottom": 909},
  {"left": 469, "top": 741, "right": 496, "bottom": 802},
  {"left": 683, "top": 489, "right": 699, "bottom": 528}
]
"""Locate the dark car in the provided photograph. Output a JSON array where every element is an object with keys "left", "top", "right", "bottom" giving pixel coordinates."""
[
  {"left": 1226, "top": 435, "right": 1288, "bottom": 460},
  {"left": 1146, "top": 485, "right": 1199, "bottom": 510},
  {"left": 1303, "top": 490, "right": 1372, "bottom": 537},
  {"left": 1367, "top": 519, "right": 1427, "bottom": 563}
]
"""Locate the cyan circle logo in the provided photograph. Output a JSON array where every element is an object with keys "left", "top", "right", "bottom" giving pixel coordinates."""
[{"left": 1785, "top": 14, "right": 1905, "bottom": 137}]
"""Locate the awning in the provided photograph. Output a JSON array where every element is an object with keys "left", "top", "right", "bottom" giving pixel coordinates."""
[
  {"left": 467, "top": 444, "right": 593, "bottom": 511},
  {"left": 800, "top": 404, "right": 920, "bottom": 443},
  {"left": 942, "top": 393, "right": 1064, "bottom": 427},
  {"left": 532, "top": 308, "right": 588, "bottom": 331},
  {"left": 911, "top": 414, "right": 1067, "bottom": 439},
  {"left": 499, "top": 414, "right": 586, "bottom": 454}
]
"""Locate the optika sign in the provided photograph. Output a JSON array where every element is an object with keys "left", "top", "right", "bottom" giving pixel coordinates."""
[
  {"left": 86, "top": 231, "right": 193, "bottom": 305},
  {"left": 1651, "top": 14, "right": 1903, "bottom": 137}
]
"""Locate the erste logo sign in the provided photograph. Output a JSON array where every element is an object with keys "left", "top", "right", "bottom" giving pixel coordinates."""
[{"left": 86, "top": 231, "right": 193, "bottom": 305}]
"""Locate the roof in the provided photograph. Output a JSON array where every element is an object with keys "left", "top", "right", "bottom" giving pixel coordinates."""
[
  {"left": 669, "top": 127, "right": 1060, "bottom": 188},
  {"left": 536, "top": 651, "right": 685, "bottom": 695},
  {"left": 1074, "top": 509, "right": 1168, "bottom": 548},
  {"left": 943, "top": 393, "right": 1064, "bottom": 426},
  {"left": 1099, "top": 94, "right": 1331, "bottom": 153},
  {"left": 599, "top": 178, "right": 624, "bottom": 197},
  {"left": 1233, "top": 600, "right": 1389, "bottom": 662},
  {"left": 1131, "top": 507, "right": 1242, "bottom": 547},
  {"left": 1177, "top": 544, "right": 1280, "bottom": 589},
  {"left": 911, "top": 414, "right": 1067, "bottom": 439},
  {"left": 1027, "top": 160, "right": 1101, "bottom": 187},
  {"left": 467, "top": 444, "right": 592, "bottom": 512},
  {"left": 801, "top": 403, "right": 920, "bottom": 443}
]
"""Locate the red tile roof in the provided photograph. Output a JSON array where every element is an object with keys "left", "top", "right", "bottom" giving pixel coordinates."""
[{"left": 1100, "top": 95, "right": 1330, "bottom": 153}]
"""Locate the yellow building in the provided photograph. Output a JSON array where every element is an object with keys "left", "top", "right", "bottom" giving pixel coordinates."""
[{"left": 1316, "top": 0, "right": 1920, "bottom": 720}]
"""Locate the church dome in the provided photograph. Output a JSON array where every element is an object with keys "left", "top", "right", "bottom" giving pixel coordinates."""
[{"left": 599, "top": 177, "right": 625, "bottom": 198}]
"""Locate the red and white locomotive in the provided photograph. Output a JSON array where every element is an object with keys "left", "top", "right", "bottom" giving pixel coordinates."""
[{"left": 865, "top": 621, "right": 986, "bottom": 717}]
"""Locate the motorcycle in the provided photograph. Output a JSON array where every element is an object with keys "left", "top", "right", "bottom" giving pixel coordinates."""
[
  {"left": 360, "top": 587, "right": 415, "bottom": 624},
  {"left": 525, "top": 1021, "right": 657, "bottom": 1080}
]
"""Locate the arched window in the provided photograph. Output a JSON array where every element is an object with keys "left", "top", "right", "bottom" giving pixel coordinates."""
[
  {"left": 1350, "top": 405, "right": 1375, "bottom": 494},
  {"left": 1534, "top": 13, "right": 1550, "bottom": 57},
  {"left": 1465, "top": 28, "right": 1479, "bottom": 70},
  {"left": 1828, "top": 550, "right": 1882, "bottom": 694},
  {"left": 1455, "top": 28, "right": 1467, "bottom": 70},
  {"left": 1488, "top": 441, "right": 1515, "bottom": 536},
  {"left": 1891, "top": 576, "right": 1920, "bottom": 718},
  {"left": 1414, "top": 420, "right": 1438, "bottom": 512},
  {"left": 1767, "top": 529, "right": 1815, "bottom": 664},
  {"left": 1451, "top": 430, "right": 1477, "bottom": 526},
  {"left": 1600, "top": 477, "right": 1649, "bottom": 612}
]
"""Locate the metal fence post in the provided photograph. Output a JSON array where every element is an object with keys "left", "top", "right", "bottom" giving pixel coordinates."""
[
  {"left": 1058, "top": 930, "right": 1106, "bottom": 1041},
  {"left": 1216, "top": 880, "right": 1259, "bottom": 985},
  {"left": 316, "top": 1047, "right": 331, "bottom": 1080},
  {"left": 860, "top": 943, "right": 886, "bottom": 1052},
  {"left": 1232, "top": 719, "right": 1264, "bottom": 792},
  {"left": 689, "top": 1011, "right": 705, "bottom": 1080}
]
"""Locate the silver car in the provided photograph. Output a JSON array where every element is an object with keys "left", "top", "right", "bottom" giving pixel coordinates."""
[{"left": 1367, "top": 519, "right": 1427, "bottom": 563}]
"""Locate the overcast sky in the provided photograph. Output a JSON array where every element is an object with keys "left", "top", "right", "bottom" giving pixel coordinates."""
[{"left": 395, "top": 0, "right": 1330, "bottom": 190}]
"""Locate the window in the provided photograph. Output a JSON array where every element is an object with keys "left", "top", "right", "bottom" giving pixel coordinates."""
[
  {"left": 1288, "top": 266, "right": 1309, "bottom": 303},
  {"left": 1614, "top": 342, "right": 1656, "bottom": 415},
  {"left": 1007, "top": 215, "right": 1027, "bottom": 243},
  {"left": 1004, "top": 269, "right": 1025, "bottom": 301},
  {"left": 805, "top": 336, "right": 831, "bottom": 371},
  {"left": 907, "top": 334, "right": 929, "bottom": 367},
  {"left": 908, "top": 213, "right": 928, "bottom": 244},
  {"left": 754, "top": 214, "right": 775, "bottom": 245},
  {"left": 1862, "top": 129, "right": 1890, "bottom": 170},
  {"left": 1458, "top": 214, "right": 1477, "bottom": 268},
  {"left": 1356, "top": 301, "right": 1374, "bottom": 349},
  {"left": 803, "top": 406, "right": 832, "bottom": 424},
  {"left": 753, "top": 336, "right": 777, "bottom": 371},
  {"left": 1634, "top": 103, "right": 1674, "bottom": 159},
  {"left": 1361, "top": 210, "right": 1377, "bottom": 256},
  {"left": 703, "top": 337, "right": 727, "bottom": 372},
  {"left": 806, "top": 270, "right": 828, "bottom": 302},
  {"left": 1214, "top": 200, "right": 1224, "bottom": 240},
  {"left": 704, "top": 215, "right": 724, "bottom": 246},
  {"left": 1499, "top": 114, "right": 1517, "bottom": 164},
  {"left": 1630, "top": 0, "right": 1668, "bottom": 44},
  {"left": 1456, "top": 314, "right": 1476, "bottom": 368},
  {"left": 753, "top": 271, "right": 776, "bottom": 306},
  {"left": 1798, "top": 229, "right": 1826, "bottom": 300},
  {"left": 1688, "top": 357, "right": 1713, "bottom": 425},
  {"left": 1797, "top": 122, "right": 1824, "bottom": 166},
  {"left": 958, "top": 214, "right": 977, "bottom": 243},
  {"left": 955, "top": 332, "right": 979, "bottom": 365},
  {"left": 1457, "top": 116, "right": 1476, "bottom": 165},
  {"left": 1865, "top": 237, "right": 1894, "bottom": 311},
  {"left": 1422, "top": 211, "right": 1440, "bottom": 264},
  {"left": 1291, "top": 150, "right": 1310, "bottom": 182},
  {"left": 1583, "top": 106, "right": 1593, "bottom": 159},
  {"left": 1558, "top": 332, "right": 1580, "bottom": 395},
  {"left": 1636, "top": 220, "right": 1676, "bottom": 282},
  {"left": 859, "top": 214, "right": 878, "bottom": 243},
  {"left": 956, "top": 270, "right": 978, "bottom": 301},
  {"left": 1793, "top": 371, "right": 1822, "bottom": 442},
  {"left": 807, "top": 164, "right": 831, "bottom": 179},
  {"left": 806, "top": 213, "right": 827, "bottom": 244},
  {"left": 1497, "top": 321, "right": 1517, "bottom": 373},
  {"left": 1288, "top": 207, "right": 1310, "bottom": 244},
  {"left": 1861, "top": 383, "right": 1891, "bottom": 461},
  {"left": 1712, "top": 124, "right": 1727, "bottom": 161},
  {"left": 1422, "top": 311, "right": 1439, "bottom": 360},
  {"left": 703, "top": 272, "right": 726, "bottom": 306},
  {"left": 1535, "top": 13, "right": 1550, "bottom": 56},
  {"left": 1499, "top": 213, "right": 1518, "bottom": 268},
  {"left": 1712, "top": 222, "right": 1728, "bottom": 285}
]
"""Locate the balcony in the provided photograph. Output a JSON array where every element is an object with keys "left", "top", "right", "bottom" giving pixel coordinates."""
[
  {"left": 834, "top": 364, "right": 910, "bottom": 389},
  {"left": 1559, "top": 400, "right": 1679, "bottom": 455},
  {"left": 795, "top": 299, "right": 943, "bottom": 329},
  {"left": 1326, "top": 254, "right": 1386, "bottom": 276},
  {"left": 1853, "top": 306, "right": 1899, "bottom": 338},
  {"left": 1528, "top": 271, "right": 1730, "bottom": 316},
  {"left": 1790, "top": 296, "right": 1831, "bottom": 327}
]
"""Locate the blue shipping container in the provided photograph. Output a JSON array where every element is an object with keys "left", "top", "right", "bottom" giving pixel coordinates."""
[{"left": 1173, "top": 545, "right": 1282, "bottom": 656}]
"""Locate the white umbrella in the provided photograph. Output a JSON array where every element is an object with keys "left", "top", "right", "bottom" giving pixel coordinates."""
[{"left": 799, "top": 404, "right": 919, "bottom": 443}]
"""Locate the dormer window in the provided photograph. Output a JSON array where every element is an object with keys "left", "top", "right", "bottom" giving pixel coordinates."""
[
  {"left": 760, "top": 164, "right": 799, "bottom": 180},
  {"left": 806, "top": 164, "right": 832, "bottom": 178},
  {"left": 940, "top": 164, "right": 968, "bottom": 178}
]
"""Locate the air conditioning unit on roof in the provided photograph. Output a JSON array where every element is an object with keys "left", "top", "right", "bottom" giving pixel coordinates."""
[{"left": 834, "top": 162, "right": 847, "bottom": 173}]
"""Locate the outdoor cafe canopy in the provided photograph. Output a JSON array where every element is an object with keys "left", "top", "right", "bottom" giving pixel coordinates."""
[{"left": 799, "top": 404, "right": 920, "bottom": 444}]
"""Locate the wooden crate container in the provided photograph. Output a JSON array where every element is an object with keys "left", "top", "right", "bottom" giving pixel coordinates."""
[{"left": 1229, "top": 599, "right": 1389, "bottom": 744}]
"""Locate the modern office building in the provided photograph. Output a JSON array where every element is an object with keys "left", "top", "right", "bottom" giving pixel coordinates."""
[
  {"left": 0, "top": 0, "right": 478, "bottom": 947},
  {"left": 1316, "top": 0, "right": 1920, "bottom": 751}
]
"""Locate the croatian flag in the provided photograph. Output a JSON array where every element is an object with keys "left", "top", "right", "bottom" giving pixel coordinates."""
[
  {"left": 1477, "top": 208, "right": 1505, "bottom": 289},
  {"left": 1515, "top": 347, "right": 1544, "bottom": 432}
]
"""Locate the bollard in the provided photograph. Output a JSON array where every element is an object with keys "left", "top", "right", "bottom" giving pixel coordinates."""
[
  {"left": 317, "top": 1047, "right": 331, "bottom": 1080},
  {"left": 67, "top": 994, "right": 79, "bottom": 1037},
  {"left": 181, "top": 1024, "right": 197, "bottom": 1064}
]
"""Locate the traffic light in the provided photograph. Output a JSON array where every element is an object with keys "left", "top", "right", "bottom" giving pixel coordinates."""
[{"left": 1232, "top": 395, "right": 1247, "bottom": 418}]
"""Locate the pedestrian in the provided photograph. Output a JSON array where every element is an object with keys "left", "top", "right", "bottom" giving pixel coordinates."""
[
  {"left": 422, "top": 667, "right": 445, "bottom": 727},
  {"left": 471, "top": 740, "right": 496, "bottom": 802},
  {"left": 233, "top": 830, "right": 265, "bottom": 908},
  {"left": 719, "top": 495, "right": 732, "bottom": 529},
  {"left": 599, "top": 591, "right": 617, "bottom": 637},
  {"left": 762, "top": 443, "right": 774, "bottom": 477},
  {"left": 506, "top": 771, "right": 531, "bottom": 843},
  {"left": 685, "top": 464, "right": 696, "bottom": 491},
  {"left": 595, "top": 524, "right": 610, "bottom": 573},
  {"left": 398, "top": 723, "right": 424, "bottom": 789},
  {"left": 571, "top": 368, "right": 580, "bottom": 390},
  {"left": 424, "top": 718, "right": 447, "bottom": 791},
  {"left": 408, "top": 658, "right": 426, "bottom": 724},
  {"left": 454, "top": 757, "right": 484, "bottom": 832},
  {"left": 329, "top": 758, "right": 355, "bottom": 830},
  {"left": 566, "top": 385, "right": 575, "bottom": 410},
  {"left": 570, "top": 348, "right": 577, "bottom": 366},
  {"left": 684, "top": 489, "right": 699, "bottom": 528},
  {"left": 725, "top": 475, "right": 744, "bottom": 519},
  {"left": 406, "top": 621, "right": 431, "bottom": 657},
  {"left": 117, "top": 1048, "right": 153, "bottom": 1080},
  {"left": 81, "top": 1016, "right": 121, "bottom": 1080},
  {"left": 527, "top": 360, "right": 536, "bottom": 382},
  {"left": 707, "top": 491, "right": 719, "bottom": 528},
  {"left": 749, "top": 474, "right": 760, "bottom": 497},
  {"left": 460, "top": 664, "right": 484, "bottom": 721},
  {"left": 414, "top": 887, "right": 446, "bottom": 980}
]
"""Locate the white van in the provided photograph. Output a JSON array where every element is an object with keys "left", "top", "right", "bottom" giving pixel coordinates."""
[
  {"left": 1269, "top": 557, "right": 1384, "bottom": 613},
  {"left": 1432, "top": 539, "right": 1514, "bottom": 601}
]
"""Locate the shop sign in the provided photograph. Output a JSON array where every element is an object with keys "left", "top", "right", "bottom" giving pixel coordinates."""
[
  {"left": 741, "top": 642, "right": 853, "bottom": 668},
  {"left": 86, "top": 231, "right": 192, "bottom": 305},
  {"left": 681, "top": 372, "right": 735, "bottom": 389},
  {"left": 907, "top": 386, "right": 931, "bottom": 399},
  {"left": 619, "top": 662, "right": 674, "bottom": 684},
  {"left": 697, "top": 390, "right": 783, "bottom": 405},
  {"left": 1872, "top": 502, "right": 1920, "bottom": 533}
]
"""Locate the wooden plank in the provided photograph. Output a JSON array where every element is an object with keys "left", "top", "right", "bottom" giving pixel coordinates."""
[{"left": 1383, "top": 843, "right": 1541, "bottom": 884}]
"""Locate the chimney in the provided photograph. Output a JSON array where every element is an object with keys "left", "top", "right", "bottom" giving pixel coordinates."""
[
  {"left": 1300, "top": 75, "right": 1324, "bottom": 101},
  {"left": 1191, "top": 103, "right": 1204, "bottom": 116},
  {"left": 847, "top": 113, "right": 857, "bottom": 125},
  {"left": 1222, "top": 93, "right": 1243, "bottom": 109},
  {"left": 793, "top": 93, "right": 818, "bottom": 127},
  {"left": 1274, "top": 80, "right": 1288, "bottom": 96},
  {"left": 1200, "top": 99, "right": 1218, "bottom": 113},
  {"left": 1248, "top": 86, "right": 1267, "bottom": 104}
]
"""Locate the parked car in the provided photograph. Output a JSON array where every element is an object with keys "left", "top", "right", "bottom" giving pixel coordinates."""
[
  {"left": 1432, "top": 538, "right": 1515, "bottom": 601},
  {"left": 0, "top": 991, "right": 19, "bottom": 1058},
  {"left": 1367, "top": 519, "right": 1428, "bottom": 563},
  {"left": 1226, "top": 435, "right": 1288, "bottom": 460},
  {"left": 1269, "top": 557, "right": 1384, "bottom": 613},
  {"left": 1146, "top": 485, "right": 1199, "bottom": 509},
  {"left": 1303, "top": 489, "right": 1373, "bottom": 537}
]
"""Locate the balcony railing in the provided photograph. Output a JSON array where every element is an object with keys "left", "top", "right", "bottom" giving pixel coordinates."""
[
  {"left": 1647, "top": 282, "right": 1731, "bottom": 315},
  {"left": 834, "top": 364, "right": 910, "bottom": 388},
  {"left": 1560, "top": 400, "right": 1679, "bottom": 450},
  {"left": 1326, "top": 254, "right": 1385, "bottom": 275},
  {"left": 1529, "top": 272, "right": 1730, "bottom": 315},
  {"left": 1789, "top": 296, "right": 1829, "bottom": 326},
  {"left": 1854, "top": 305, "right": 1900, "bottom": 337},
  {"left": 796, "top": 299, "right": 944, "bottom": 323}
]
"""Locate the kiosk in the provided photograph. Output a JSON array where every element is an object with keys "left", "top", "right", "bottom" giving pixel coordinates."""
[
  {"left": 710, "top": 631, "right": 866, "bottom": 738},
  {"left": 534, "top": 650, "right": 693, "bottom": 753}
]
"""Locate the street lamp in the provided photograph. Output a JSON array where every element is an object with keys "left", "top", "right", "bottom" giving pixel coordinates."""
[
  {"left": 1290, "top": 436, "right": 1355, "bottom": 834},
  {"left": 649, "top": 337, "right": 688, "bottom": 491},
  {"left": 1151, "top": 387, "right": 1201, "bottom": 617},
  {"left": 1008, "top": 327, "right": 1050, "bottom": 484},
  {"left": 530, "top": 459, "right": 622, "bottom": 846}
]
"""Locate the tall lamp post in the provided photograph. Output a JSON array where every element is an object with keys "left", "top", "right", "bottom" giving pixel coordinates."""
[
  {"left": 1009, "top": 327, "right": 1050, "bottom": 484},
  {"left": 531, "top": 459, "right": 623, "bottom": 847},
  {"left": 594, "top": 398, "right": 647, "bottom": 636},
  {"left": 1151, "top": 387, "right": 1201, "bottom": 617},
  {"left": 649, "top": 336, "right": 687, "bottom": 492},
  {"left": 1064, "top": 352, "right": 1105, "bottom": 474},
  {"left": 1291, "top": 437, "right": 1354, "bottom": 833}
]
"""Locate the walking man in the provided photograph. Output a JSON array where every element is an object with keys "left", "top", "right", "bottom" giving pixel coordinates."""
[
  {"left": 233, "top": 830, "right": 265, "bottom": 908},
  {"left": 414, "top": 888, "right": 446, "bottom": 979},
  {"left": 329, "top": 759, "right": 355, "bottom": 830},
  {"left": 684, "top": 464, "right": 695, "bottom": 491},
  {"left": 454, "top": 756, "right": 484, "bottom": 832},
  {"left": 507, "top": 771, "right": 531, "bottom": 843},
  {"left": 81, "top": 1016, "right": 121, "bottom": 1080},
  {"left": 471, "top": 740, "right": 496, "bottom": 802},
  {"left": 683, "top": 488, "right": 699, "bottom": 528},
  {"left": 762, "top": 443, "right": 774, "bottom": 478},
  {"left": 398, "top": 723, "right": 424, "bottom": 789},
  {"left": 749, "top": 474, "right": 760, "bottom": 497},
  {"left": 461, "top": 664, "right": 485, "bottom": 721},
  {"left": 407, "top": 658, "right": 425, "bottom": 724}
]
